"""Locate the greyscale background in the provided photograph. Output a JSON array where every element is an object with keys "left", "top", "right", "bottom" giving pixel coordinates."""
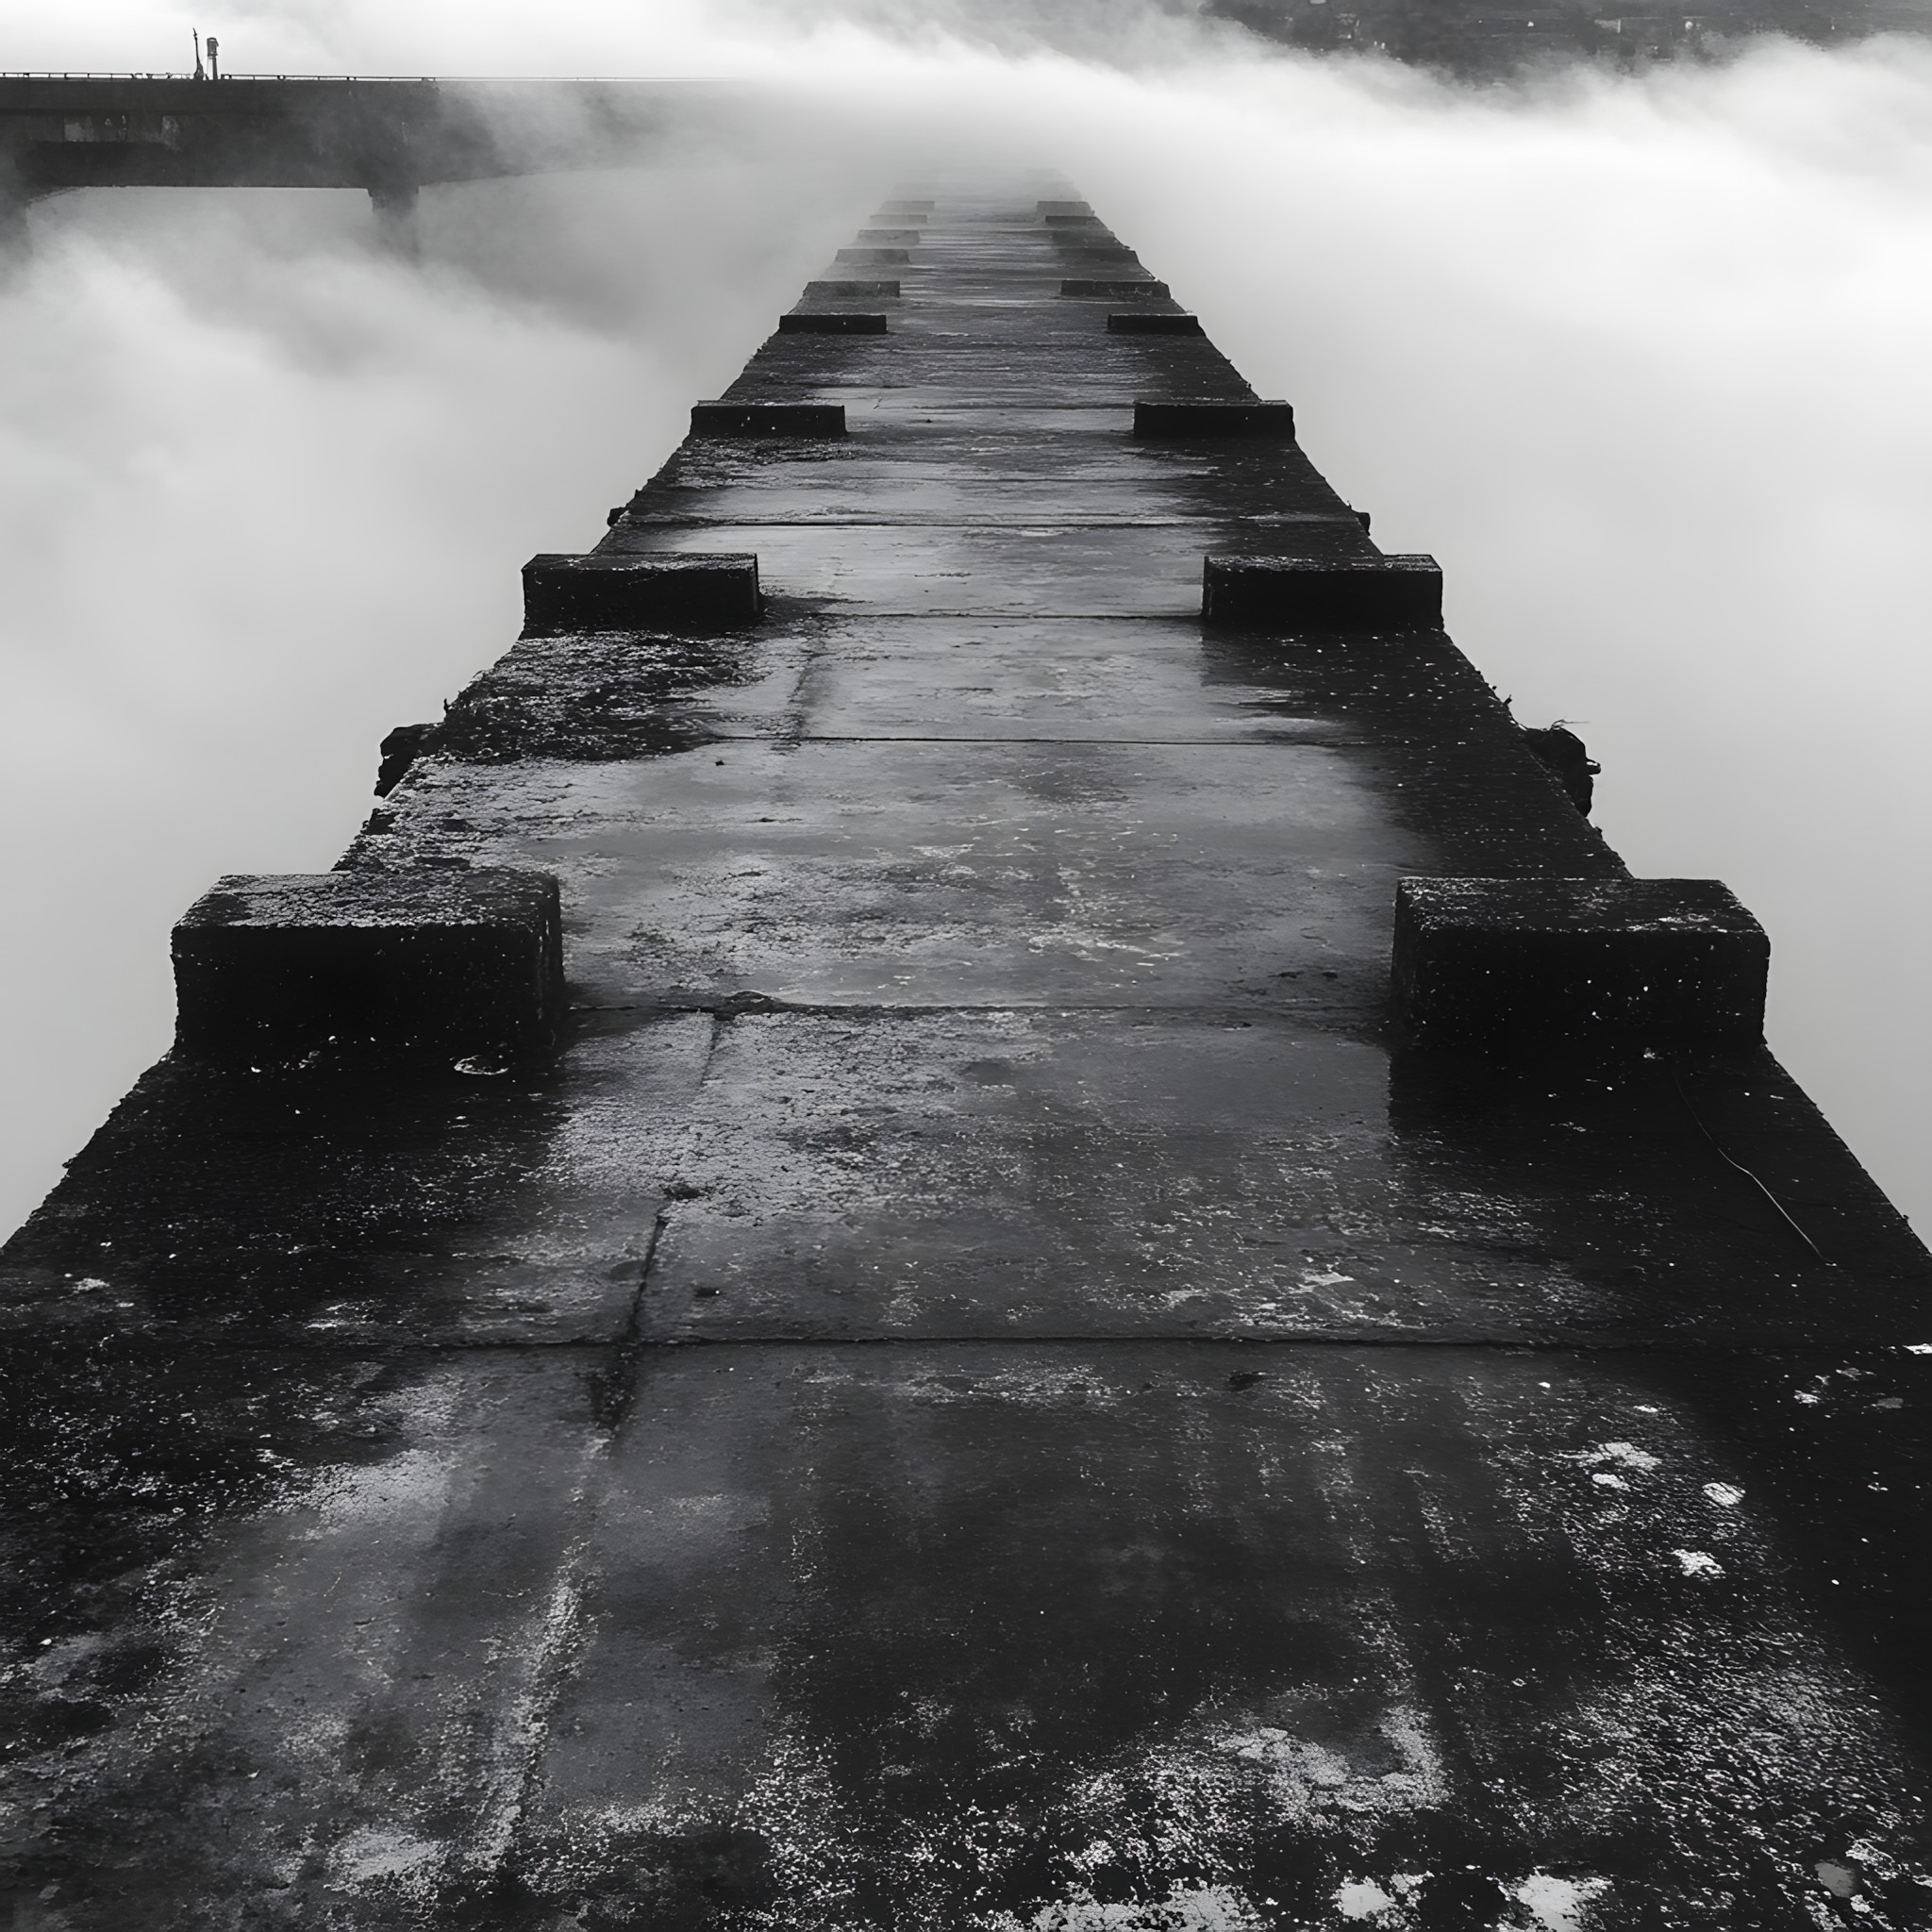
[{"left": 3, "top": 0, "right": 1929, "bottom": 1236}]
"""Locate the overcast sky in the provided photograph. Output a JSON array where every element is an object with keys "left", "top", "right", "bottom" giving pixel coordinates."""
[{"left": 4, "top": 4, "right": 1929, "bottom": 1234}]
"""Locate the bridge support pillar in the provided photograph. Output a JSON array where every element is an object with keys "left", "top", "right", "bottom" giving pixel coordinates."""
[
  {"left": 368, "top": 181, "right": 421, "bottom": 256},
  {"left": 0, "top": 196, "right": 26, "bottom": 268},
  {"left": 0, "top": 147, "right": 30, "bottom": 270}
]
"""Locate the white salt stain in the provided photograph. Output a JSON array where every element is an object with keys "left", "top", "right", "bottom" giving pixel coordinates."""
[
  {"left": 1566, "top": 1441, "right": 1660, "bottom": 1473},
  {"left": 1517, "top": 1871, "right": 1610, "bottom": 1929},
  {"left": 1068, "top": 1839, "right": 1118, "bottom": 1874},
  {"left": 1816, "top": 1859, "right": 1858, "bottom": 1897},
  {"left": 291, "top": 1372, "right": 472, "bottom": 1530},
  {"left": 1591, "top": 1472, "right": 1629, "bottom": 1491},
  {"left": 458, "top": 1558, "right": 588, "bottom": 1874},
  {"left": 1337, "top": 1872, "right": 1606, "bottom": 1928},
  {"left": 1300, "top": 1270, "right": 1356, "bottom": 1290},
  {"left": 1378, "top": 1708, "right": 1448, "bottom": 1808},
  {"left": 327, "top": 1824, "right": 445, "bottom": 1890},
  {"left": 303, "top": 1446, "right": 462, "bottom": 1531},
  {"left": 1674, "top": 1549, "right": 1724, "bottom": 1579},
  {"left": 1216, "top": 1706, "right": 1447, "bottom": 1818},
  {"left": 1703, "top": 1482, "right": 1745, "bottom": 1507},
  {"left": 1029, "top": 1885, "right": 1267, "bottom": 1930},
  {"left": 1335, "top": 1877, "right": 1399, "bottom": 1920}
]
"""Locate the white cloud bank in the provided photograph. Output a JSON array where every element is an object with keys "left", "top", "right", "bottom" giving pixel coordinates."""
[{"left": 3, "top": 6, "right": 1929, "bottom": 1233}]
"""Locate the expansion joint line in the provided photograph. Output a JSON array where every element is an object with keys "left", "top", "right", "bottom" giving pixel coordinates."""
[{"left": 619, "top": 1010, "right": 728, "bottom": 1352}]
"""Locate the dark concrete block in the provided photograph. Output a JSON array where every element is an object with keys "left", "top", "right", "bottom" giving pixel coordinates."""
[
  {"left": 1392, "top": 876, "right": 1770, "bottom": 1049},
  {"left": 1039, "top": 200, "right": 1092, "bottom": 216},
  {"left": 690, "top": 402, "right": 846, "bottom": 439},
  {"left": 523, "top": 553, "right": 760, "bottom": 633},
  {"left": 1064, "top": 242, "right": 1140, "bottom": 262},
  {"left": 1202, "top": 554, "right": 1442, "bottom": 628},
  {"left": 779, "top": 312, "right": 888, "bottom": 335},
  {"left": 1136, "top": 400, "right": 1296, "bottom": 440},
  {"left": 1061, "top": 278, "right": 1170, "bottom": 299},
  {"left": 805, "top": 278, "right": 900, "bottom": 298},
  {"left": 1042, "top": 213, "right": 1104, "bottom": 227},
  {"left": 836, "top": 247, "right": 910, "bottom": 265},
  {"left": 1108, "top": 312, "right": 1204, "bottom": 335},
  {"left": 857, "top": 228, "right": 922, "bottom": 245},
  {"left": 173, "top": 870, "right": 565, "bottom": 1060}
]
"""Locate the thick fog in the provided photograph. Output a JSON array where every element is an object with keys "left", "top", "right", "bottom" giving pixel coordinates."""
[{"left": 3, "top": 2, "right": 1929, "bottom": 1236}]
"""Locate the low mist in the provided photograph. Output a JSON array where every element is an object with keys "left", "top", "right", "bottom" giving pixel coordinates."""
[{"left": 4, "top": 4, "right": 1929, "bottom": 1234}]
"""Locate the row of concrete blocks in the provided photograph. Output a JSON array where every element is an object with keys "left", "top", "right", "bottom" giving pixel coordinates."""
[
  {"left": 788, "top": 277, "right": 1179, "bottom": 306},
  {"left": 778, "top": 312, "right": 1204, "bottom": 337},
  {"left": 812, "top": 199, "right": 1156, "bottom": 281},
  {"left": 681, "top": 398, "right": 1289, "bottom": 438},
  {"left": 842, "top": 240, "right": 1140, "bottom": 265},
  {"left": 827, "top": 219, "right": 1141, "bottom": 269},
  {"left": 841, "top": 198, "right": 1108, "bottom": 218},
  {"left": 169, "top": 872, "right": 1769, "bottom": 1063},
  {"left": 865, "top": 198, "right": 1098, "bottom": 217},
  {"left": 526, "top": 551, "right": 1442, "bottom": 633},
  {"left": 865, "top": 199, "right": 1108, "bottom": 225}
]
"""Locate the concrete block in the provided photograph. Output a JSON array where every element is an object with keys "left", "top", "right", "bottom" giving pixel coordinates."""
[
  {"left": 1108, "top": 312, "right": 1204, "bottom": 336},
  {"left": 857, "top": 228, "right": 922, "bottom": 245},
  {"left": 1135, "top": 400, "right": 1296, "bottom": 440},
  {"left": 779, "top": 312, "right": 888, "bottom": 335},
  {"left": 1202, "top": 555, "right": 1441, "bottom": 629},
  {"left": 173, "top": 870, "right": 565, "bottom": 1060},
  {"left": 523, "top": 553, "right": 760, "bottom": 633},
  {"left": 690, "top": 402, "right": 847, "bottom": 439},
  {"left": 805, "top": 279, "right": 900, "bottom": 298},
  {"left": 1392, "top": 876, "right": 1770, "bottom": 1049},
  {"left": 1061, "top": 278, "right": 1170, "bottom": 299},
  {"left": 1043, "top": 213, "right": 1105, "bottom": 227},
  {"left": 1066, "top": 243, "right": 1139, "bottom": 263},
  {"left": 836, "top": 247, "right": 910, "bottom": 265},
  {"left": 1038, "top": 200, "right": 1093, "bottom": 216}
]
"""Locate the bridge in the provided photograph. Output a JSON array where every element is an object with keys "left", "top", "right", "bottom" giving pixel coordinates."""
[
  {"left": 2, "top": 175, "right": 1929, "bottom": 1926},
  {"left": 0, "top": 74, "right": 747, "bottom": 236}
]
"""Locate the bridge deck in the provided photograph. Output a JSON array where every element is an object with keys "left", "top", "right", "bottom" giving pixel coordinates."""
[
  {"left": 0, "top": 75, "right": 733, "bottom": 203},
  {"left": 2, "top": 175, "right": 1930, "bottom": 1928}
]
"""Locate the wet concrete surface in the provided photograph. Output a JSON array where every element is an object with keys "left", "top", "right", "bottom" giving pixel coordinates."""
[{"left": 3, "top": 176, "right": 1930, "bottom": 1928}]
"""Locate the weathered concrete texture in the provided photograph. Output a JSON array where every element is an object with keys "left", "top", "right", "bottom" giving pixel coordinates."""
[
  {"left": 1393, "top": 875, "right": 1771, "bottom": 1050},
  {"left": 524, "top": 552, "right": 762, "bottom": 632},
  {"left": 171, "top": 869, "right": 564, "bottom": 1061},
  {"left": 1205, "top": 553, "right": 1444, "bottom": 628},
  {"left": 3, "top": 175, "right": 1931, "bottom": 1930}
]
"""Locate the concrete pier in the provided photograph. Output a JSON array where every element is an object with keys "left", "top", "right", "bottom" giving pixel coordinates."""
[{"left": 3, "top": 176, "right": 1930, "bottom": 1928}]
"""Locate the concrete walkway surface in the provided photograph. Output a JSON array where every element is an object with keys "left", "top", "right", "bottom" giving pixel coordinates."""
[{"left": 2, "top": 174, "right": 1930, "bottom": 1932}]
